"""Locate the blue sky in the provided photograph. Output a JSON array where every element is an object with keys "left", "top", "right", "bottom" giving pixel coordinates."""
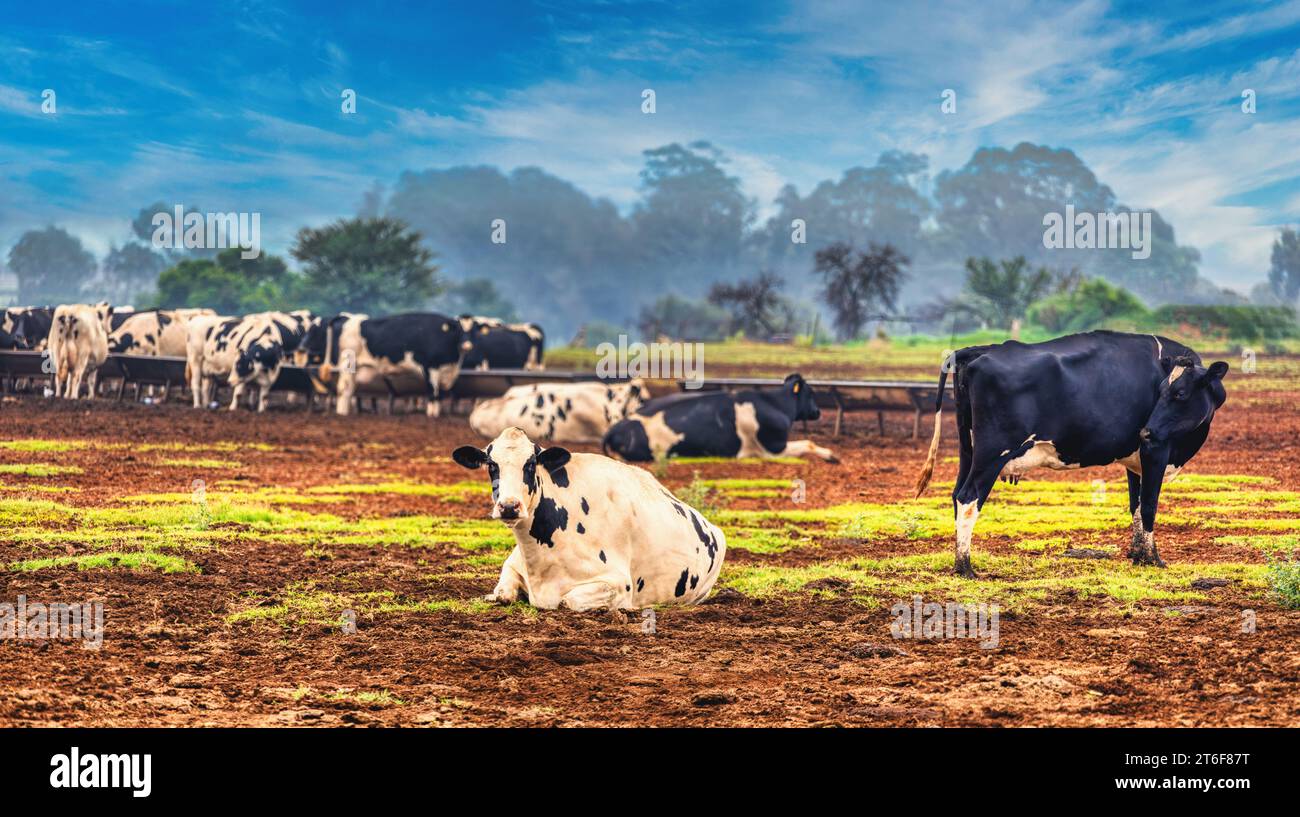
[{"left": 2, "top": 0, "right": 1299, "bottom": 293}]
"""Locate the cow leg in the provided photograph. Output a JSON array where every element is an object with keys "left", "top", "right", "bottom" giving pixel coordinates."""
[
  {"left": 229, "top": 382, "right": 244, "bottom": 411},
  {"left": 334, "top": 374, "right": 355, "bottom": 416},
  {"left": 1125, "top": 470, "right": 1144, "bottom": 558},
  {"left": 559, "top": 580, "right": 623, "bottom": 612},
  {"left": 951, "top": 446, "right": 1022, "bottom": 579},
  {"left": 780, "top": 439, "right": 838, "bottom": 462},
  {"left": 424, "top": 367, "right": 441, "bottom": 417},
  {"left": 484, "top": 547, "right": 528, "bottom": 604},
  {"left": 1130, "top": 448, "right": 1170, "bottom": 567}
]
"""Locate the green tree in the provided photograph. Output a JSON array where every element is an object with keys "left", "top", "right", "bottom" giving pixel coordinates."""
[
  {"left": 153, "top": 248, "right": 295, "bottom": 315},
  {"left": 637, "top": 294, "right": 729, "bottom": 341},
  {"left": 812, "top": 242, "right": 909, "bottom": 340},
  {"left": 102, "top": 242, "right": 168, "bottom": 304},
  {"left": 8, "top": 226, "right": 97, "bottom": 304},
  {"left": 1027, "top": 277, "right": 1149, "bottom": 334},
  {"left": 1268, "top": 227, "right": 1300, "bottom": 304},
  {"left": 708, "top": 271, "right": 791, "bottom": 337},
  {"left": 291, "top": 217, "right": 440, "bottom": 315},
  {"left": 962, "top": 256, "right": 1054, "bottom": 330}
]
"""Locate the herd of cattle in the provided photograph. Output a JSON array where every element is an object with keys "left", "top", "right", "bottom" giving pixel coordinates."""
[{"left": 2, "top": 304, "right": 1233, "bottom": 607}]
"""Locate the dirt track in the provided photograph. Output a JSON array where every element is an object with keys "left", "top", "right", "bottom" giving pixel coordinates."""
[{"left": 2, "top": 381, "right": 1299, "bottom": 727}]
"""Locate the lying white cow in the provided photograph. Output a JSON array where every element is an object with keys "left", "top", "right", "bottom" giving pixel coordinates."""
[
  {"left": 51, "top": 303, "right": 112, "bottom": 399},
  {"left": 452, "top": 427, "right": 726, "bottom": 610},
  {"left": 468, "top": 379, "right": 648, "bottom": 444}
]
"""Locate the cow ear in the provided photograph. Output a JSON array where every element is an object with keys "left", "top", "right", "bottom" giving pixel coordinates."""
[
  {"left": 536, "top": 446, "right": 571, "bottom": 473},
  {"left": 1206, "top": 361, "right": 1229, "bottom": 381},
  {"left": 451, "top": 446, "right": 487, "bottom": 469},
  {"left": 1158, "top": 356, "right": 1174, "bottom": 375}
]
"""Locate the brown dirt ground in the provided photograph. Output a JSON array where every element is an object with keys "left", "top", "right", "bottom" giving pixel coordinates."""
[{"left": 1, "top": 377, "right": 1299, "bottom": 727}]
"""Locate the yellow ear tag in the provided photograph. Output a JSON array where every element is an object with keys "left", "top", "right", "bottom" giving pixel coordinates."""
[{"left": 793, "top": 383, "right": 800, "bottom": 393}]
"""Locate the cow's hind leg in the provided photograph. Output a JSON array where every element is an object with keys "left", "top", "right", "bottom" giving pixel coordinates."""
[
  {"left": 951, "top": 444, "right": 1027, "bottom": 578},
  {"left": 778, "top": 439, "right": 838, "bottom": 462},
  {"left": 559, "top": 580, "right": 623, "bottom": 611}
]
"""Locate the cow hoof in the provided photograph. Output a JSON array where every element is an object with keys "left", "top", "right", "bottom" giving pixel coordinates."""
[{"left": 953, "top": 558, "right": 978, "bottom": 579}]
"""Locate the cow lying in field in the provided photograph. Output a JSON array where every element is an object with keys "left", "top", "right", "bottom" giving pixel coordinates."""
[
  {"left": 51, "top": 302, "right": 113, "bottom": 399},
  {"left": 453, "top": 427, "right": 726, "bottom": 610},
  {"left": 293, "top": 312, "right": 467, "bottom": 416},
  {"left": 914, "top": 330, "right": 1228, "bottom": 578},
  {"left": 602, "top": 373, "right": 836, "bottom": 462},
  {"left": 459, "top": 316, "right": 545, "bottom": 369},
  {"left": 469, "top": 379, "right": 648, "bottom": 444}
]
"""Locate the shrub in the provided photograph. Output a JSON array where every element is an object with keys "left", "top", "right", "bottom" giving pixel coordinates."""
[
  {"left": 1149, "top": 304, "right": 1298, "bottom": 341},
  {"left": 1266, "top": 554, "right": 1300, "bottom": 610},
  {"left": 1027, "top": 277, "right": 1149, "bottom": 334}
]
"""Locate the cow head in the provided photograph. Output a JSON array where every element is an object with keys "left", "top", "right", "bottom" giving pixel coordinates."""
[
  {"left": 452, "top": 427, "right": 570, "bottom": 524},
  {"left": 294, "top": 314, "right": 345, "bottom": 367},
  {"left": 458, "top": 314, "right": 500, "bottom": 354},
  {"left": 10, "top": 309, "right": 48, "bottom": 349},
  {"left": 784, "top": 373, "right": 820, "bottom": 421},
  {"left": 235, "top": 339, "right": 283, "bottom": 380},
  {"left": 1140, "top": 358, "right": 1228, "bottom": 447}
]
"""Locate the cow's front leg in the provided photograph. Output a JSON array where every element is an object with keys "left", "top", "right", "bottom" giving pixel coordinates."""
[
  {"left": 780, "top": 439, "right": 838, "bottom": 462},
  {"left": 229, "top": 381, "right": 245, "bottom": 411},
  {"left": 484, "top": 547, "right": 528, "bottom": 604},
  {"left": 1130, "top": 447, "right": 1169, "bottom": 567},
  {"left": 559, "top": 580, "right": 623, "bottom": 611}
]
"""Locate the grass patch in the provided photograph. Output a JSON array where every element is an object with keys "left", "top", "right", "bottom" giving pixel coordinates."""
[
  {"left": 7, "top": 551, "right": 198, "bottom": 573},
  {"left": 225, "top": 581, "right": 523, "bottom": 627},
  {"left": 157, "top": 458, "right": 242, "bottom": 469},
  {"left": 0, "top": 463, "right": 84, "bottom": 477},
  {"left": 1265, "top": 555, "right": 1300, "bottom": 609}
]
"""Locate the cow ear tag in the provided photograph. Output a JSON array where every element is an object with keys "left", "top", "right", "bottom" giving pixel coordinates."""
[{"left": 793, "top": 383, "right": 800, "bottom": 393}]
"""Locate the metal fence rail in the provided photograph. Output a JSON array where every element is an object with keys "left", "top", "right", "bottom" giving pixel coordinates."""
[{"left": 0, "top": 350, "right": 952, "bottom": 436}]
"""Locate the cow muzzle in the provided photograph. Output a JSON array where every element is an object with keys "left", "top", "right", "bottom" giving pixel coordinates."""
[{"left": 496, "top": 498, "right": 524, "bottom": 521}]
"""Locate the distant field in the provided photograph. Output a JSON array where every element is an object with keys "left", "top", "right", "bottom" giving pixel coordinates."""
[{"left": 547, "top": 331, "right": 1298, "bottom": 392}]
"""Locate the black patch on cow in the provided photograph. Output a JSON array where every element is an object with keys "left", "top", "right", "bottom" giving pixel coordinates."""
[
  {"left": 577, "top": 522, "right": 586, "bottom": 535},
  {"left": 522, "top": 458, "right": 537, "bottom": 494},
  {"left": 636, "top": 578, "right": 644, "bottom": 592},
  {"left": 598, "top": 549, "right": 605, "bottom": 562},
  {"left": 519, "top": 404, "right": 528, "bottom": 416},
  {"left": 690, "top": 574, "right": 699, "bottom": 589},
  {"left": 625, "top": 584, "right": 631, "bottom": 592},
  {"left": 528, "top": 496, "right": 568, "bottom": 548},
  {"left": 536, "top": 395, "right": 545, "bottom": 409},
  {"left": 548, "top": 465, "right": 569, "bottom": 488},
  {"left": 674, "top": 569, "right": 689, "bottom": 597},
  {"left": 565, "top": 398, "right": 572, "bottom": 411},
  {"left": 555, "top": 405, "right": 566, "bottom": 421},
  {"left": 688, "top": 510, "right": 720, "bottom": 573},
  {"left": 580, "top": 497, "right": 589, "bottom": 514}
]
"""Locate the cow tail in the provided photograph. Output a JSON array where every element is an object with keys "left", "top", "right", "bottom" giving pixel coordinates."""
[{"left": 913, "top": 364, "right": 952, "bottom": 499}]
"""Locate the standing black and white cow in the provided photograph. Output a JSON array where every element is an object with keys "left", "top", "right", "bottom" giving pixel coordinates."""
[
  {"left": 452, "top": 427, "right": 726, "bottom": 610},
  {"left": 914, "top": 331, "right": 1229, "bottom": 578},
  {"left": 469, "top": 379, "right": 648, "bottom": 444},
  {"left": 186, "top": 310, "right": 312, "bottom": 411},
  {"left": 5, "top": 307, "right": 54, "bottom": 351},
  {"left": 293, "top": 312, "right": 467, "bottom": 416},
  {"left": 109, "top": 308, "right": 216, "bottom": 357},
  {"left": 458, "top": 316, "right": 545, "bottom": 370},
  {"left": 602, "top": 373, "right": 836, "bottom": 462}
]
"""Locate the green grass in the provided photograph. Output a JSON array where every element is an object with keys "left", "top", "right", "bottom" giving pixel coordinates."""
[
  {"left": 7, "top": 551, "right": 198, "bottom": 573},
  {"left": 0, "top": 463, "right": 84, "bottom": 477},
  {"left": 225, "top": 581, "right": 527, "bottom": 626},
  {"left": 157, "top": 458, "right": 242, "bottom": 469}
]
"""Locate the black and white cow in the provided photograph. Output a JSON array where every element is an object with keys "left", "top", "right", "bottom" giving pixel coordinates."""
[
  {"left": 109, "top": 308, "right": 216, "bottom": 356},
  {"left": 459, "top": 315, "right": 545, "bottom": 370},
  {"left": 5, "top": 307, "right": 54, "bottom": 351},
  {"left": 50, "top": 303, "right": 112, "bottom": 399},
  {"left": 914, "top": 331, "right": 1229, "bottom": 578},
  {"left": 186, "top": 310, "right": 312, "bottom": 411},
  {"left": 469, "top": 379, "right": 649, "bottom": 444},
  {"left": 293, "top": 312, "right": 467, "bottom": 416},
  {"left": 602, "top": 373, "right": 836, "bottom": 462},
  {"left": 452, "top": 427, "right": 726, "bottom": 609}
]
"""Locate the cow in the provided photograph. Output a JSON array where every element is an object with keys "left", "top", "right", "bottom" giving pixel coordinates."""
[
  {"left": 293, "top": 312, "right": 467, "bottom": 416},
  {"left": 459, "top": 315, "right": 545, "bottom": 370},
  {"left": 452, "top": 427, "right": 726, "bottom": 610},
  {"left": 469, "top": 379, "right": 649, "bottom": 444},
  {"left": 50, "top": 303, "right": 112, "bottom": 399},
  {"left": 186, "top": 311, "right": 312, "bottom": 412},
  {"left": 5, "top": 307, "right": 54, "bottom": 351},
  {"left": 602, "top": 373, "right": 836, "bottom": 462},
  {"left": 109, "top": 308, "right": 216, "bottom": 357},
  {"left": 914, "top": 331, "right": 1229, "bottom": 578}
]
